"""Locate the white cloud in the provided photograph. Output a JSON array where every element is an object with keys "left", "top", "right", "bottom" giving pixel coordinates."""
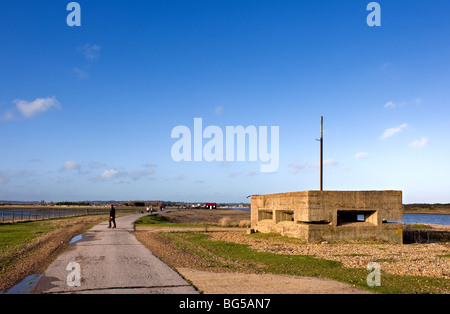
[
  {"left": 63, "top": 161, "right": 80, "bottom": 171},
  {"left": 355, "top": 152, "right": 369, "bottom": 160},
  {"left": 384, "top": 101, "right": 396, "bottom": 108},
  {"left": 14, "top": 96, "right": 61, "bottom": 118},
  {"left": 410, "top": 137, "right": 429, "bottom": 149},
  {"left": 380, "top": 123, "right": 408, "bottom": 139},
  {"left": 101, "top": 169, "right": 119, "bottom": 179}
]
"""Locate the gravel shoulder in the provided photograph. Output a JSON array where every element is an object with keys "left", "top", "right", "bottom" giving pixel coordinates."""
[
  {"left": 209, "top": 231, "right": 450, "bottom": 280},
  {"left": 176, "top": 268, "right": 372, "bottom": 294}
]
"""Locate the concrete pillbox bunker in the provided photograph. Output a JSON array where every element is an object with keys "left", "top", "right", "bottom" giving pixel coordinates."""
[{"left": 251, "top": 191, "right": 403, "bottom": 244}]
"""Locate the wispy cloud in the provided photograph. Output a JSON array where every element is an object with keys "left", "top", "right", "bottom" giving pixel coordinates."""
[
  {"left": 214, "top": 106, "right": 224, "bottom": 116},
  {"left": 355, "top": 152, "right": 369, "bottom": 160},
  {"left": 130, "top": 168, "right": 155, "bottom": 181},
  {"left": 93, "top": 166, "right": 155, "bottom": 183},
  {"left": 289, "top": 163, "right": 308, "bottom": 175},
  {"left": 410, "top": 137, "right": 429, "bottom": 149},
  {"left": 77, "top": 44, "right": 101, "bottom": 61},
  {"left": 313, "top": 159, "right": 339, "bottom": 168},
  {"left": 73, "top": 44, "right": 101, "bottom": 79},
  {"left": 384, "top": 98, "right": 420, "bottom": 109},
  {"left": 0, "top": 171, "right": 9, "bottom": 184},
  {"left": 173, "top": 175, "right": 185, "bottom": 181},
  {"left": 380, "top": 123, "right": 408, "bottom": 139},
  {"left": 384, "top": 101, "right": 396, "bottom": 108},
  {"left": 290, "top": 159, "right": 341, "bottom": 175},
  {"left": 1, "top": 110, "right": 14, "bottom": 121},
  {"left": 73, "top": 67, "right": 90, "bottom": 79},
  {"left": 88, "top": 161, "right": 106, "bottom": 169},
  {"left": 63, "top": 161, "right": 81, "bottom": 171},
  {"left": 101, "top": 169, "right": 119, "bottom": 179}
]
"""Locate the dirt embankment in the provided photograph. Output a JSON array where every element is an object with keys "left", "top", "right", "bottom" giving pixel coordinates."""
[{"left": 403, "top": 204, "right": 450, "bottom": 215}]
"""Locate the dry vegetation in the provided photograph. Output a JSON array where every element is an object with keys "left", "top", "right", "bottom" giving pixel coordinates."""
[{"left": 158, "top": 209, "right": 250, "bottom": 227}]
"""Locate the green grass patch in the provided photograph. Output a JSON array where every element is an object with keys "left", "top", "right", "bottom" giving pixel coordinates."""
[
  {"left": 406, "top": 224, "right": 433, "bottom": 229},
  {"left": 134, "top": 215, "right": 212, "bottom": 228},
  {"left": 0, "top": 221, "right": 55, "bottom": 253},
  {"left": 0, "top": 221, "right": 57, "bottom": 274},
  {"left": 134, "top": 215, "right": 173, "bottom": 226},
  {"left": 244, "top": 232, "right": 306, "bottom": 244},
  {"left": 162, "top": 231, "right": 450, "bottom": 294}
]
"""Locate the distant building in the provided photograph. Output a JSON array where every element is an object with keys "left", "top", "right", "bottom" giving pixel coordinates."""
[{"left": 206, "top": 203, "right": 217, "bottom": 209}]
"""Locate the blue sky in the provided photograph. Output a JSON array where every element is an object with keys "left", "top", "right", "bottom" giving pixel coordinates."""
[{"left": 1, "top": 0, "right": 450, "bottom": 203}]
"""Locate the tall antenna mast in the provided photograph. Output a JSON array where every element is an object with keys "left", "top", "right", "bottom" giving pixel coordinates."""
[{"left": 320, "top": 116, "right": 323, "bottom": 191}]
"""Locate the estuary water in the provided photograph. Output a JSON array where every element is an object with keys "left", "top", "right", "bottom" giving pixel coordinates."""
[
  {"left": 230, "top": 208, "right": 450, "bottom": 226},
  {"left": 402, "top": 213, "right": 450, "bottom": 226}
]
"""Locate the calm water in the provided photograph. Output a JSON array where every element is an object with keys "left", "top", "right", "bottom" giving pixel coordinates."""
[
  {"left": 402, "top": 213, "right": 450, "bottom": 226},
  {"left": 0, "top": 208, "right": 110, "bottom": 221},
  {"left": 4, "top": 274, "right": 41, "bottom": 294},
  {"left": 229, "top": 208, "right": 450, "bottom": 226}
]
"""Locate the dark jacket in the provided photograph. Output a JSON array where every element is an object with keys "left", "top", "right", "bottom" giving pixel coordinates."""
[{"left": 110, "top": 206, "right": 116, "bottom": 218}]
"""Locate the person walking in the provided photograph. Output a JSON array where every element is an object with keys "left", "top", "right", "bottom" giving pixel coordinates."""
[{"left": 108, "top": 204, "right": 116, "bottom": 229}]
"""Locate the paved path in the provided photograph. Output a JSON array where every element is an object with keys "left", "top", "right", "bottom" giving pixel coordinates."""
[{"left": 32, "top": 214, "right": 198, "bottom": 294}]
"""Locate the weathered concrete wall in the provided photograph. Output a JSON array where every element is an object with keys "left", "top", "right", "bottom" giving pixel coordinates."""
[{"left": 251, "top": 191, "right": 403, "bottom": 244}]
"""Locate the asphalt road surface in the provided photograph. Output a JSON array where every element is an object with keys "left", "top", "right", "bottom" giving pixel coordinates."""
[{"left": 31, "top": 214, "right": 198, "bottom": 294}]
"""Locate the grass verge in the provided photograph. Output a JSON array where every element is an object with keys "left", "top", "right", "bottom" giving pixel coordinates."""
[
  {"left": 135, "top": 214, "right": 215, "bottom": 228},
  {"left": 159, "top": 231, "right": 450, "bottom": 294},
  {"left": 0, "top": 222, "right": 56, "bottom": 264}
]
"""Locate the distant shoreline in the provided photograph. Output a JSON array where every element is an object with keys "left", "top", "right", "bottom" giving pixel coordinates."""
[
  {"left": 1, "top": 204, "right": 449, "bottom": 215},
  {"left": 403, "top": 204, "right": 450, "bottom": 215}
]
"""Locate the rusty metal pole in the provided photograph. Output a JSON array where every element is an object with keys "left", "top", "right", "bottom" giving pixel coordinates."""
[{"left": 320, "top": 116, "right": 323, "bottom": 191}]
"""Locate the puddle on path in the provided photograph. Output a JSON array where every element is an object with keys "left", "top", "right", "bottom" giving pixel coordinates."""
[
  {"left": 69, "top": 234, "right": 83, "bottom": 244},
  {"left": 5, "top": 274, "right": 42, "bottom": 294}
]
